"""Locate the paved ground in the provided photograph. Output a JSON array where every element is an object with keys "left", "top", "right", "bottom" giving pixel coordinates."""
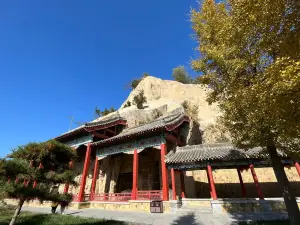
[{"left": 22, "top": 206, "right": 288, "bottom": 225}]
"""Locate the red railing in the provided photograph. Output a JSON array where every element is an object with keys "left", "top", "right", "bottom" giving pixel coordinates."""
[
  {"left": 72, "top": 194, "right": 90, "bottom": 202},
  {"left": 137, "top": 190, "right": 162, "bottom": 200},
  {"left": 77, "top": 190, "right": 162, "bottom": 202},
  {"left": 91, "top": 192, "right": 132, "bottom": 202}
]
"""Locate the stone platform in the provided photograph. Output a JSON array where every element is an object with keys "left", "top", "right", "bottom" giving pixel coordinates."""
[{"left": 5, "top": 197, "right": 300, "bottom": 214}]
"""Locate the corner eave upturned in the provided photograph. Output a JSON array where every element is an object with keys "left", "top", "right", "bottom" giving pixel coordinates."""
[
  {"left": 54, "top": 114, "right": 127, "bottom": 141},
  {"left": 91, "top": 108, "right": 190, "bottom": 148}
]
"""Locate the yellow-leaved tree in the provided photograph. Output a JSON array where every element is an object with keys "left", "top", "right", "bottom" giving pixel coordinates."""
[{"left": 191, "top": 0, "right": 300, "bottom": 224}]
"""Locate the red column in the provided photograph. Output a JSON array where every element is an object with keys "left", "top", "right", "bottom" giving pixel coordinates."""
[
  {"left": 160, "top": 143, "right": 169, "bottom": 201},
  {"left": 132, "top": 149, "right": 138, "bottom": 200},
  {"left": 64, "top": 160, "right": 74, "bottom": 193},
  {"left": 237, "top": 168, "right": 246, "bottom": 197},
  {"left": 180, "top": 172, "right": 186, "bottom": 198},
  {"left": 78, "top": 143, "right": 92, "bottom": 202},
  {"left": 207, "top": 165, "right": 217, "bottom": 200},
  {"left": 90, "top": 157, "right": 99, "bottom": 200},
  {"left": 295, "top": 162, "right": 300, "bottom": 177},
  {"left": 249, "top": 164, "right": 264, "bottom": 199},
  {"left": 171, "top": 168, "right": 176, "bottom": 200},
  {"left": 33, "top": 163, "right": 43, "bottom": 188}
]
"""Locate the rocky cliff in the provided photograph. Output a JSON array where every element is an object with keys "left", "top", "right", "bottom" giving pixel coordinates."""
[{"left": 118, "top": 76, "right": 226, "bottom": 143}]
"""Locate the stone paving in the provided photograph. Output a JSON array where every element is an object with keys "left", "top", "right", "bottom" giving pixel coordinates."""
[{"left": 21, "top": 206, "right": 288, "bottom": 225}]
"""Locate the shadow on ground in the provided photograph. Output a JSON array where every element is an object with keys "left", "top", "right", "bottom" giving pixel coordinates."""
[
  {"left": 0, "top": 213, "right": 127, "bottom": 225},
  {"left": 171, "top": 213, "right": 202, "bottom": 225}
]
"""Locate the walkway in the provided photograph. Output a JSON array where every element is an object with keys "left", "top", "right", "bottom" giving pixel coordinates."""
[{"left": 22, "top": 206, "right": 288, "bottom": 225}]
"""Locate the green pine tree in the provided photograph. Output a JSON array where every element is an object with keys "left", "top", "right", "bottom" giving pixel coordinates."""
[{"left": 0, "top": 140, "right": 77, "bottom": 225}]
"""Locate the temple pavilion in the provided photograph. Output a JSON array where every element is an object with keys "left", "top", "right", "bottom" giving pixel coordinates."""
[{"left": 54, "top": 108, "right": 300, "bottom": 213}]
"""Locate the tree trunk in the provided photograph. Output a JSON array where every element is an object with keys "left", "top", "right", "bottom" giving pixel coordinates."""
[
  {"left": 268, "top": 145, "right": 300, "bottom": 225},
  {"left": 9, "top": 198, "right": 25, "bottom": 225}
]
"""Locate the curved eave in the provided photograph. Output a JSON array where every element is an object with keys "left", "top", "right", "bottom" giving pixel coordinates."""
[
  {"left": 91, "top": 127, "right": 164, "bottom": 148},
  {"left": 91, "top": 117, "right": 190, "bottom": 148},
  {"left": 84, "top": 119, "right": 127, "bottom": 132},
  {"left": 54, "top": 126, "right": 87, "bottom": 141}
]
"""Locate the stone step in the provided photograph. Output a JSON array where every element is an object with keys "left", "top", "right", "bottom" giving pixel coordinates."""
[{"left": 177, "top": 207, "right": 213, "bottom": 214}]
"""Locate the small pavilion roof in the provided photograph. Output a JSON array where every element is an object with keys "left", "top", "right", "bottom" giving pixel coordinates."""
[
  {"left": 165, "top": 143, "right": 270, "bottom": 164},
  {"left": 92, "top": 108, "right": 189, "bottom": 147},
  {"left": 55, "top": 112, "right": 126, "bottom": 140}
]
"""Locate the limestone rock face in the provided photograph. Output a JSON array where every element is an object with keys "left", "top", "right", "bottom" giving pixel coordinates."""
[
  {"left": 119, "top": 76, "right": 223, "bottom": 143},
  {"left": 91, "top": 76, "right": 226, "bottom": 144}
]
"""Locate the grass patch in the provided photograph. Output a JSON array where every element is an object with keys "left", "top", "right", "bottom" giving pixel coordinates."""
[{"left": 0, "top": 206, "right": 128, "bottom": 225}]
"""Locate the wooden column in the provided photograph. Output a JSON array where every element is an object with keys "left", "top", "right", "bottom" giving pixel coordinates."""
[
  {"left": 64, "top": 160, "right": 74, "bottom": 193},
  {"left": 90, "top": 157, "right": 99, "bottom": 200},
  {"left": 207, "top": 165, "right": 217, "bottom": 200},
  {"left": 180, "top": 172, "right": 186, "bottom": 198},
  {"left": 78, "top": 143, "right": 92, "bottom": 202},
  {"left": 160, "top": 143, "right": 169, "bottom": 201},
  {"left": 237, "top": 168, "right": 246, "bottom": 197},
  {"left": 171, "top": 168, "right": 176, "bottom": 200},
  {"left": 132, "top": 149, "right": 138, "bottom": 200},
  {"left": 295, "top": 162, "right": 300, "bottom": 177},
  {"left": 33, "top": 163, "right": 43, "bottom": 188},
  {"left": 249, "top": 164, "right": 264, "bottom": 199}
]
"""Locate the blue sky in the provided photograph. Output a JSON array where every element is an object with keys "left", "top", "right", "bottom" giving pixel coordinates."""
[{"left": 0, "top": 0, "right": 199, "bottom": 156}]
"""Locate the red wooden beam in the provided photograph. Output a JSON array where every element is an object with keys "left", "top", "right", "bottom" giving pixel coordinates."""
[
  {"left": 207, "top": 165, "right": 217, "bottom": 200},
  {"left": 165, "top": 133, "right": 184, "bottom": 147},
  {"left": 249, "top": 164, "right": 264, "bottom": 199},
  {"left": 180, "top": 172, "right": 186, "bottom": 198},
  {"left": 237, "top": 168, "right": 246, "bottom": 197},
  {"left": 90, "top": 157, "right": 99, "bottom": 200},
  {"left": 171, "top": 168, "right": 176, "bottom": 200},
  {"left": 160, "top": 143, "right": 169, "bottom": 201},
  {"left": 92, "top": 132, "right": 109, "bottom": 139},
  {"left": 105, "top": 128, "right": 116, "bottom": 135},
  {"left": 78, "top": 143, "right": 92, "bottom": 202},
  {"left": 132, "top": 149, "right": 138, "bottom": 200}
]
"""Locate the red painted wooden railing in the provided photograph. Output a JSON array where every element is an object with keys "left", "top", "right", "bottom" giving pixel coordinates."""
[
  {"left": 137, "top": 190, "right": 162, "bottom": 200},
  {"left": 72, "top": 194, "right": 90, "bottom": 202},
  {"left": 76, "top": 190, "right": 162, "bottom": 202},
  {"left": 90, "top": 192, "right": 132, "bottom": 202}
]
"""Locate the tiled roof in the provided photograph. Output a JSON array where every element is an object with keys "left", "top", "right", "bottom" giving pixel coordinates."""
[
  {"left": 92, "top": 108, "right": 189, "bottom": 147},
  {"left": 85, "top": 112, "right": 126, "bottom": 130},
  {"left": 165, "top": 143, "right": 265, "bottom": 164},
  {"left": 55, "top": 112, "right": 126, "bottom": 140},
  {"left": 54, "top": 125, "right": 87, "bottom": 140}
]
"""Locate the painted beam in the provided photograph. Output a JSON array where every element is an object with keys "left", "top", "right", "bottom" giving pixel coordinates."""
[
  {"left": 165, "top": 133, "right": 184, "bottom": 146},
  {"left": 92, "top": 132, "right": 109, "bottom": 139},
  {"left": 105, "top": 128, "right": 116, "bottom": 135}
]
